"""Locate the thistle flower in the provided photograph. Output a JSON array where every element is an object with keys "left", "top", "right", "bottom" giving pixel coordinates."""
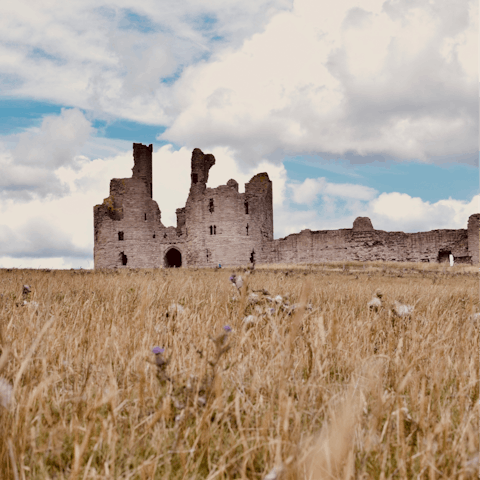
[
  {"left": 223, "top": 325, "right": 232, "bottom": 332},
  {"left": 243, "top": 315, "right": 257, "bottom": 327},
  {"left": 229, "top": 274, "right": 243, "bottom": 289},
  {"left": 152, "top": 346, "right": 164, "bottom": 355},
  {"left": 393, "top": 301, "right": 414, "bottom": 317}
]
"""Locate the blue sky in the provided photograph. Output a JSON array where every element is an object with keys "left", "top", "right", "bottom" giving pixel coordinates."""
[{"left": 0, "top": 0, "right": 478, "bottom": 268}]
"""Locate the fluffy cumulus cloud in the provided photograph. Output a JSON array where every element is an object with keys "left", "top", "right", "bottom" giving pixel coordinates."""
[
  {"left": 290, "top": 177, "right": 377, "bottom": 204},
  {"left": 368, "top": 192, "right": 480, "bottom": 232},
  {"left": 162, "top": 0, "right": 478, "bottom": 164},
  {"left": 1, "top": 0, "right": 476, "bottom": 163},
  {"left": 0, "top": 0, "right": 291, "bottom": 124},
  {"left": 0, "top": 108, "right": 94, "bottom": 200}
]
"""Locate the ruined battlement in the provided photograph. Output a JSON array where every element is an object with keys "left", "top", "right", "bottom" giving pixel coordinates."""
[{"left": 93, "top": 143, "right": 479, "bottom": 268}]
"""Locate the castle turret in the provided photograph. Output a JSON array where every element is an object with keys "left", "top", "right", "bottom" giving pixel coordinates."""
[
  {"left": 132, "top": 143, "right": 153, "bottom": 198},
  {"left": 190, "top": 148, "right": 215, "bottom": 188},
  {"left": 468, "top": 213, "right": 480, "bottom": 265}
]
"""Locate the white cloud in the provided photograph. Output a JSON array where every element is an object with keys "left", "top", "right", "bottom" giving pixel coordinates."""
[
  {"left": 290, "top": 177, "right": 377, "bottom": 204},
  {"left": 368, "top": 192, "right": 480, "bottom": 232},
  {"left": 1, "top": 1, "right": 476, "bottom": 165},
  {"left": 162, "top": 0, "right": 477, "bottom": 164},
  {"left": 13, "top": 108, "right": 93, "bottom": 169},
  {"left": 0, "top": 0, "right": 291, "bottom": 123},
  {"left": 0, "top": 108, "right": 94, "bottom": 200}
]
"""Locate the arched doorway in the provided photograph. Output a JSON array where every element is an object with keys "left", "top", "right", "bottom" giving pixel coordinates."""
[
  {"left": 438, "top": 250, "right": 451, "bottom": 263},
  {"left": 165, "top": 248, "right": 182, "bottom": 268}
]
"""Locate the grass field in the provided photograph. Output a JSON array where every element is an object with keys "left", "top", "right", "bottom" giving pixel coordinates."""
[{"left": 0, "top": 262, "right": 478, "bottom": 479}]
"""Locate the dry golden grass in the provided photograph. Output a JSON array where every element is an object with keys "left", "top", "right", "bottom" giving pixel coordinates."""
[{"left": 0, "top": 263, "right": 478, "bottom": 479}]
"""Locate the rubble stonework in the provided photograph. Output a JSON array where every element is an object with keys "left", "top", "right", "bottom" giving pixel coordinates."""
[{"left": 94, "top": 143, "right": 479, "bottom": 268}]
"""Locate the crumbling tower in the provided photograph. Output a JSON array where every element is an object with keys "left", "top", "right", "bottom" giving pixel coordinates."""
[
  {"left": 132, "top": 143, "right": 153, "bottom": 198},
  {"left": 468, "top": 213, "right": 480, "bottom": 265},
  {"left": 190, "top": 148, "right": 215, "bottom": 189}
]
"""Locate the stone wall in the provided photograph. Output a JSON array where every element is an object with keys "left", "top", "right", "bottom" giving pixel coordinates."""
[
  {"left": 94, "top": 143, "right": 479, "bottom": 269},
  {"left": 268, "top": 225, "right": 470, "bottom": 264}
]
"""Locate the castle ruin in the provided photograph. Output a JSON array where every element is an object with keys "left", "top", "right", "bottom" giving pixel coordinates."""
[{"left": 94, "top": 143, "right": 479, "bottom": 268}]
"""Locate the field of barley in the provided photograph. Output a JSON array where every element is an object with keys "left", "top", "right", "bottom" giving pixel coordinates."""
[{"left": 0, "top": 262, "right": 478, "bottom": 479}]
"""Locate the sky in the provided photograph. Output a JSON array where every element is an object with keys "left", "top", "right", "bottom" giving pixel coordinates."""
[{"left": 0, "top": 0, "right": 478, "bottom": 269}]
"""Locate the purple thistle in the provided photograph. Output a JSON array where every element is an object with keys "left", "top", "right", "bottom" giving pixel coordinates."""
[
  {"left": 152, "top": 346, "right": 164, "bottom": 355},
  {"left": 223, "top": 325, "right": 232, "bottom": 332},
  {"left": 229, "top": 275, "right": 235, "bottom": 282}
]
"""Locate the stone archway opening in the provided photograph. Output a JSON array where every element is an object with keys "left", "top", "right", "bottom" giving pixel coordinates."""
[
  {"left": 437, "top": 250, "right": 451, "bottom": 263},
  {"left": 165, "top": 248, "right": 182, "bottom": 268}
]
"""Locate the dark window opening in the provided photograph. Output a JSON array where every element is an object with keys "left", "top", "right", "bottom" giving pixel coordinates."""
[
  {"left": 120, "top": 252, "right": 128, "bottom": 266},
  {"left": 165, "top": 248, "right": 182, "bottom": 268},
  {"left": 144, "top": 213, "right": 147, "bottom": 221},
  {"left": 206, "top": 249, "right": 210, "bottom": 261},
  {"left": 246, "top": 224, "right": 249, "bottom": 236},
  {"left": 245, "top": 201, "right": 249, "bottom": 214},
  {"left": 209, "top": 198, "right": 214, "bottom": 213},
  {"left": 438, "top": 250, "right": 451, "bottom": 263},
  {"left": 164, "top": 233, "right": 167, "bottom": 238},
  {"left": 214, "top": 225, "right": 217, "bottom": 235},
  {"left": 250, "top": 250, "right": 255, "bottom": 264},
  {"left": 153, "top": 232, "right": 156, "bottom": 238},
  {"left": 210, "top": 226, "right": 213, "bottom": 235},
  {"left": 192, "top": 173, "right": 198, "bottom": 184},
  {"left": 118, "top": 231, "right": 124, "bottom": 241}
]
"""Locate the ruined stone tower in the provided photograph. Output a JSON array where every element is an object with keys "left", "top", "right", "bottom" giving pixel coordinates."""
[
  {"left": 94, "top": 143, "right": 479, "bottom": 268},
  {"left": 94, "top": 144, "right": 273, "bottom": 268}
]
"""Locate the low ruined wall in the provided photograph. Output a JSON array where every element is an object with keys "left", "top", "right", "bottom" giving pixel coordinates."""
[{"left": 269, "top": 228, "right": 469, "bottom": 264}]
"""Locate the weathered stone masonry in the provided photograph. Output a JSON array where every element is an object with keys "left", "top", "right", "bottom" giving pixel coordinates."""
[{"left": 94, "top": 143, "right": 479, "bottom": 268}]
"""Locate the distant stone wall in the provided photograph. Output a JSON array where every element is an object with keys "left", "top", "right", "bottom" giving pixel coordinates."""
[
  {"left": 94, "top": 143, "right": 479, "bottom": 268},
  {"left": 268, "top": 227, "right": 469, "bottom": 264}
]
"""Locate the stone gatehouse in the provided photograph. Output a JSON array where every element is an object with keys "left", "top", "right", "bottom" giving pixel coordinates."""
[{"left": 94, "top": 143, "right": 479, "bottom": 268}]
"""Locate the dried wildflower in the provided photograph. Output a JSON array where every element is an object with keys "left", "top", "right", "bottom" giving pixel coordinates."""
[
  {"left": 367, "top": 290, "right": 383, "bottom": 311},
  {"left": 243, "top": 315, "right": 257, "bottom": 326},
  {"left": 152, "top": 347, "right": 170, "bottom": 382},
  {"left": 0, "top": 377, "right": 13, "bottom": 409},
  {"left": 367, "top": 297, "right": 382, "bottom": 311},
  {"left": 264, "top": 465, "right": 284, "bottom": 480},
  {"left": 22, "top": 285, "right": 31, "bottom": 296},
  {"left": 393, "top": 301, "right": 414, "bottom": 317},
  {"left": 248, "top": 292, "right": 259, "bottom": 304},
  {"left": 223, "top": 325, "right": 232, "bottom": 332},
  {"left": 229, "top": 273, "right": 244, "bottom": 289},
  {"left": 274, "top": 295, "right": 283, "bottom": 304}
]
